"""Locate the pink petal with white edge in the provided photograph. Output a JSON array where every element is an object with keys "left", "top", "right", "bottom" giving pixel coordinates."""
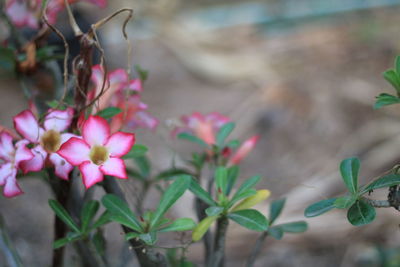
[
  {"left": 14, "top": 140, "right": 34, "bottom": 167},
  {"left": 6, "top": 0, "right": 39, "bottom": 29},
  {"left": 79, "top": 161, "right": 104, "bottom": 188},
  {"left": 20, "top": 146, "right": 47, "bottom": 173},
  {"left": 127, "top": 79, "right": 142, "bottom": 92},
  {"left": 44, "top": 108, "right": 74, "bottom": 132},
  {"left": 60, "top": 133, "right": 78, "bottom": 144},
  {"left": 82, "top": 116, "right": 110, "bottom": 146},
  {"left": 13, "top": 110, "right": 43, "bottom": 143},
  {"left": 0, "top": 163, "right": 13, "bottom": 186},
  {"left": 58, "top": 137, "right": 90, "bottom": 166},
  {"left": 49, "top": 153, "right": 73, "bottom": 180},
  {"left": 135, "top": 111, "right": 159, "bottom": 131},
  {"left": 100, "top": 158, "right": 127, "bottom": 179},
  {"left": 108, "top": 69, "right": 129, "bottom": 89},
  {"left": 105, "top": 132, "right": 135, "bottom": 157},
  {"left": 0, "top": 132, "right": 14, "bottom": 161},
  {"left": 3, "top": 169, "right": 22, "bottom": 198}
]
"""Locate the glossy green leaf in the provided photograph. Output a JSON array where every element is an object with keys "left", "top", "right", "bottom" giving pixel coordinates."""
[
  {"left": 216, "top": 122, "right": 235, "bottom": 147},
  {"left": 228, "top": 209, "right": 268, "bottom": 232},
  {"left": 269, "top": 198, "right": 286, "bottom": 224},
  {"left": 232, "top": 175, "right": 261, "bottom": 201},
  {"left": 395, "top": 56, "right": 400, "bottom": 75},
  {"left": 134, "top": 156, "right": 151, "bottom": 178},
  {"left": 226, "top": 165, "right": 239, "bottom": 195},
  {"left": 150, "top": 175, "right": 191, "bottom": 229},
  {"left": 53, "top": 237, "right": 70, "bottom": 249},
  {"left": 374, "top": 93, "right": 400, "bottom": 109},
  {"left": 49, "top": 200, "right": 80, "bottom": 233},
  {"left": 125, "top": 232, "right": 140, "bottom": 241},
  {"left": 205, "top": 206, "right": 224, "bottom": 217},
  {"left": 340, "top": 157, "right": 359, "bottom": 194},
  {"left": 280, "top": 221, "right": 308, "bottom": 233},
  {"left": 101, "top": 194, "right": 143, "bottom": 232},
  {"left": 189, "top": 178, "right": 217, "bottom": 206},
  {"left": 229, "top": 189, "right": 257, "bottom": 208},
  {"left": 347, "top": 200, "right": 376, "bottom": 226},
  {"left": 92, "top": 229, "right": 106, "bottom": 256},
  {"left": 268, "top": 226, "right": 284, "bottom": 240},
  {"left": 360, "top": 174, "right": 400, "bottom": 194},
  {"left": 122, "top": 144, "right": 148, "bottom": 159},
  {"left": 155, "top": 168, "right": 192, "bottom": 181},
  {"left": 304, "top": 198, "right": 337, "bottom": 217},
  {"left": 91, "top": 211, "right": 111, "bottom": 230},
  {"left": 334, "top": 196, "right": 356, "bottom": 209},
  {"left": 225, "top": 139, "right": 240, "bottom": 149},
  {"left": 81, "top": 200, "right": 99, "bottom": 233},
  {"left": 383, "top": 69, "right": 400, "bottom": 91},
  {"left": 139, "top": 232, "right": 157, "bottom": 246},
  {"left": 215, "top": 167, "right": 228, "bottom": 194},
  {"left": 158, "top": 218, "right": 196, "bottom": 232},
  {"left": 177, "top": 133, "right": 208, "bottom": 148},
  {"left": 96, "top": 107, "right": 122, "bottom": 119},
  {"left": 135, "top": 64, "right": 149, "bottom": 82}
]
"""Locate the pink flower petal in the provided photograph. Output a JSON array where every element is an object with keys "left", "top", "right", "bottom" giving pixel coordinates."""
[
  {"left": 14, "top": 140, "right": 34, "bottom": 167},
  {"left": 44, "top": 108, "right": 74, "bottom": 132},
  {"left": 79, "top": 161, "right": 104, "bottom": 188},
  {"left": 58, "top": 137, "right": 90, "bottom": 166},
  {"left": 3, "top": 169, "right": 22, "bottom": 198},
  {"left": 108, "top": 69, "right": 129, "bottom": 88},
  {"left": 49, "top": 153, "right": 74, "bottom": 180},
  {"left": 82, "top": 116, "right": 110, "bottom": 146},
  {"left": 13, "top": 110, "right": 43, "bottom": 143},
  {"left": 100, "top": 158, "right": 127, "bottom": 179},
  {"left": 6, "top": 0, "right": 39, "bottom": 29},
  {"left": 0, "top": 163, "right": 13, "bottom": 186},
  {"left": 105, "top": 132, "right": 135, "bottom": 157},
  {"left": 228, "top": 135, "right": 259, "bottom": 166},
  {"left": 0, "top": 132, "right": 14, "bottom": 161},
  {"left": 84, "top": 0, "right": 107, "bottom": 8},
  {"left": 19, "top": 145, "right": 47, "bottom": 173},
  {"left": 134, "top": 111, "right": 159, "bottom": 131},
  {"left": 127, "top": 79, "right": 142, "bottom": 92}
]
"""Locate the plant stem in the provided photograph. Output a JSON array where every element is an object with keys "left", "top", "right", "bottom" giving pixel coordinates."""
[
  {"left": 361, "top": 197, "right": 391, "bottom": 208},
  {"left": 195, "top": 198, "right": 212, "bottom": 263},
  {"left": 246, "top": 232, "right": 268, "bottom": 267},
  {"left": 0, "top": 214, "right": 23, "bottom": 267},
  {"left": 210, "top": 216, "right": 229, "bottom": 267},
  {"left": 102, "top": 176, "right": 168, "bottom": 267}
]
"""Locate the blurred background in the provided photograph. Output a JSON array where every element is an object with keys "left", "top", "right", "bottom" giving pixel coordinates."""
[{"left": 1, "top": 0, "right": 400, "bottom": 266}]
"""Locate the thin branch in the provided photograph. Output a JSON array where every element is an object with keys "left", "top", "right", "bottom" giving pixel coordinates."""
[
  {"left": 0, "top": 214, "right": 23, "bottom": 267},
  {"left": 210, "top": 217, "right": 229, "bottom": 267},
  {"left": 246, "top": 232, "right": 268, "bottom": 267}
]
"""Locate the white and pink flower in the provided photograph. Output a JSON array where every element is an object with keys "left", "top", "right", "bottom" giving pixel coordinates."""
[
  {"left": 13, "top": 108, "right": 75, "bottom": 180},
  {"left": 0, "top": 132, "right": 33, "bottom": 197},
  {"left": 58, "top": 115, "right": 135, "bottom": 188},
  {"left": 89, "top": 65, "right": 158, "bottom": 132},
  {"left": 6, "top": 0, "right": 107, "bottom": 29},
  {"left": 173, "top": 112, "right": 231, "bottom": 145}
]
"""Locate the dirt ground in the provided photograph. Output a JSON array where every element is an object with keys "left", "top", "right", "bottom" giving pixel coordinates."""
[{"left": 1, "top": 3, "right": 400, "bottom": 267}]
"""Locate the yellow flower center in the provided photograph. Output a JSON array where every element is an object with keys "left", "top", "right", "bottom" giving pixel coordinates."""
[
  {"left": 41, "top": 130, "right": 61, "bottom": 153},
  {"left": 89, "top": 145, "right": 109, "bottom": 165}
]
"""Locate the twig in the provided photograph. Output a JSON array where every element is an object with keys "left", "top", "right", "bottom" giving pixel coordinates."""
[
  {"left": 361, "top": 197, "right": 392, "bottom": 208},
  {"left": 246, "top": 232, "right": 268, "bottom": 267},
  {"left": 210, "top": 216, "right": 229, "bottom": 267},
  {"left": 0, "top": 214, "right": 23, "bottom": 267}
]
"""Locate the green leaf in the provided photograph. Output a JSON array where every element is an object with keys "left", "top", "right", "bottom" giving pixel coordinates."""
[
  {"left": 360, "top": 174, "right": 400, "bottom": 194},
  {"left": 139, "top": 232, "right": 157, "bottom": 246},
  {"left": 228, "top": 209, "right": 268, "bottom": 232},
  {"left": 150, "top": 175, "right": 191, "bottom": 229},
  {"left": 269, "top": 198, "right": 286, "bottom": 224},
  {"left": 96, "top": 107, "right": 122, "bottom": 119},
  {"left": 340, "top": 157, "right": 359, "bottom": 195},
  {"left": 268, "top": 226, "right": 284, "bottom": 240},
  {"left": 383, "top": 69, "right": 400, "bottom": 91},
  {"left": 177, "top": 133, "right": 208, "bottom": 148},
  {"left": 215, "top": 167, "right": 228, "bottom": 195},
  {"left": 48, "top": 200, "right": 80, "bottom": 233},
  {"left": 228, "top": 189, "right": 257, "bottom": 208},
  {"left": 0, "top": 47, "right": 15, "bottom": 71},
  {"left": 347, "top": 200, "right": 376, "bottom": 226},
  {"left": 155, "top": 168, "right": 192, "bottom": 181},
  {"left": 46, "top": 100, "right": 61, "bottom": 109},
  {"left": 374, "top": 93, "right": 400, "bottom": 109},
  {"left": 53, "top": 232, "right": 81, "bottom": 249},
  {"left": 125, "top": 232, "right": 140, "bottom": 241},
  {"left": 92, "top": 229, "right": 106, "bottom": 256},
  {"left": 232, "top": 175, "right": 261, "bottom": 201},
  {"left": 304, "top": 198, "right": 337, "bottom": 217},
  {"left": 134, "top": 156, "right": 151, "bottom": 178},
  {"left": 91, "top": 211, "right": 111, "bottom": 230},
  {"left": 205, "top": 206, "right": 224, "bottom": 217},
  {"left": 135, "top": 64, "right": 149, "bottom": 82},
  {"left": 123, "top": 144, "right": 148, "bottom": 159},
  {"left": 216, "top": 122, "right": 235, "bottom": 147},
  {"left": 395, "top": 56, "right": 400, "bottom": 75},
  {"left": 126, "top": 168, "right": 145, "bottom": 181},
  {"left": 81, "top": 200, "right": 99, "bottom": 233},
  {"left": 101, "top": 194, "right": 143, "bottom": 232},
  {"left": 189, "top": 178, "right": 217, "bottom": 206},
  {"left": 279, "top": 221, "right": 308, "bottom": 233},
  {"left": 158, "top": 218, "right": 196, "bottom": 232},
  {"left": 334, "top": 196, "right": 356, "bottom": 209},
  {"left": 226, "top": 165, "right": 239, "bottom": 195},
  {"left": 225, "top": 139, "right": 240, "bottom": 149}
]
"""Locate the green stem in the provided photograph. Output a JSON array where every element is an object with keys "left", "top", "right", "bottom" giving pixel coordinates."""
[
  {"left": 246, "top": 231, "right": 268, "bottom": 267},
  {"left": 210, "top": 216, "right": 229, "bottom": 267},
  {"left": 0, "top": 214, "right": 23, "bottom": 267}
]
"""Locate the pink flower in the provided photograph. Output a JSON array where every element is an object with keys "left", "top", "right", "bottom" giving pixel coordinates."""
[
  {"left": 13, "top": 108, "right": 75, "bottom": 180},
  {"left": 58, "top": 115, "right": 135, "bottom": 188},
  {"left": 6, "top": 0, "right": 107, "bottom": 29},
  {"left": 173, "top": 112, "right": 231, "bottom": 145},
  {"left": 0, "top": 132, "right": 33, "bottom": 197},
  {"left": 89, "top": 65, "right": 158, "bottom": 132},
  {"left": 228, "top": 135, "right": 259, "bottom": 166}
]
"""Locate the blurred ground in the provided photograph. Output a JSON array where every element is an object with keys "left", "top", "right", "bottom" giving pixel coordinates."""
[{"left": 1, "top": 1, "right": 400, "bottom": 266}]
